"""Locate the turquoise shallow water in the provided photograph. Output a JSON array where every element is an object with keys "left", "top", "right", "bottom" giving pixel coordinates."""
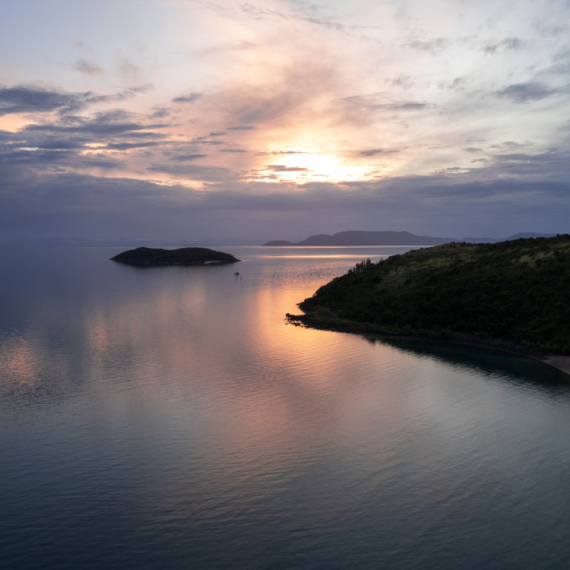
[{"left": 1, "top": 246, "right": 570, "bottom": 570}]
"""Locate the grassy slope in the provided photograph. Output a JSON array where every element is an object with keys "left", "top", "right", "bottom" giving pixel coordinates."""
[{"left": 298, "top": 235, "right": 570, "bottom": 355}]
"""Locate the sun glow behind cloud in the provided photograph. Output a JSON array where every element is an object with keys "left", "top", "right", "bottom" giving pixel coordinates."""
[{"left": 251, "top": 152, "right": 377, "bottom": 184}]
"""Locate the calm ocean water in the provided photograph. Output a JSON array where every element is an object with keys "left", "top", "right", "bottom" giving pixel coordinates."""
[{"left": 1, "top": 246, "right": 570, "bottom": 570}]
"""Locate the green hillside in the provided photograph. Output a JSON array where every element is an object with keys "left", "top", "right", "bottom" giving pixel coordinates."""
[{"left": 296, "top": 235, "right": 570, "bottom": 355}]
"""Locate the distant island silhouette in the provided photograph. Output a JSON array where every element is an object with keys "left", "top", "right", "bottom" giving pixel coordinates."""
[
  {"left": 264, "top": 230, "right": 556, "bottom": 247},
  {"left": 111, "top": 247, "right": 240, "bottom": 266},
  {"left": 289, "top": 235, "right": 570, "bottom": 374}
]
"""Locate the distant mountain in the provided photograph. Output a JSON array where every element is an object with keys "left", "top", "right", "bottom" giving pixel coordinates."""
[
  {"left": 264, "top": 230, "right": 560, "bottom": 247},
  {"left": 264, "top": 231, "right": 455, "bottom": 247}
]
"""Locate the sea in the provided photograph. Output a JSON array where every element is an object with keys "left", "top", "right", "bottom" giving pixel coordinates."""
[{"left": 1, "top": 245, "right": 570, "bottom": 570}]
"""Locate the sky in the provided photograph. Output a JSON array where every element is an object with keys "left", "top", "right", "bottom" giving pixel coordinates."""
[{"left": 1, "top": 0, "right": 570, "bottom": 244}]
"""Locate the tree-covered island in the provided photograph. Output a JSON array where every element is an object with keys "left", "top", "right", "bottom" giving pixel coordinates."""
[
  {"left": 289, "top": 235, "right": 570, "bottom": 371},
  {"left": 111, "top": 247, "right": 240, "bottom": 266}
]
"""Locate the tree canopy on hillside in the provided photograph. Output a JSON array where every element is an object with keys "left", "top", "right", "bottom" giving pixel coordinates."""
[{"left": 302, "top": 235, "right": 570, "bottom": 354}]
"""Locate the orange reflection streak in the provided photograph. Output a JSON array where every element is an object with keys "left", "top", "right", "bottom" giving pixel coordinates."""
[
  {"left": 0, "top": 337, "right": 39, "bottom": 385},
  {"left": 86, "top": 275, "right": 210, "bottom": 377},
  {"left": 251, "top": 286, "right": 359, "bottom": 393},
  {"left": 259, "top": 254, "right": 388, "bottom": 259}
]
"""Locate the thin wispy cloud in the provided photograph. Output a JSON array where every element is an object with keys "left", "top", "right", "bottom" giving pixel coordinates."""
[
  {"left": 71, "top": 58, "right": 104, "bottom": 76},
  {"left": 495, "top": 82, "right": 559, "bottom": 103},
  {"left": 172, "top": 92, "right": 202, "bottom": 103},
  {"left": 482, "top": 37, "right": 526, "bottom": 55}
]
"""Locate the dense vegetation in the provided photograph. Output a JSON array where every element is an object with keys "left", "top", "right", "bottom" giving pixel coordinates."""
[
  {"left": 299, "top": 235, "right": 570, "bottom": 355},
  {"left": 111, "top": 247, "right": 239, "bottom": 266}
]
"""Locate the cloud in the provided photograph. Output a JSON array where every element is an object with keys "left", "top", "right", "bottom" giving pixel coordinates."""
[
  {"left": 2, "top": 169, "right": 570, "bottom": 245},
  {"left": 266, "top": 164, "right": 310, "bottom": 172},
  {"left": 190, "top": 134, "right": 226, "bottom": 145},
  {"left": 359, "top": 149, "right": 399, "bottom": 157},
  {"left": 238, "top": 2, "right": 382, "bottom": 38},
  {"left": 0, "top": 143, "right": 124, "bottom": 173},
  {"left": 240, "top": 3, "right": 344, "bottom": 32},
  {"left": 172, "top": 154, "right": 208, "bottom": 161},
  {"left": 0, "top": 148, "right": 75, "bottom": 165},
  {"left": 105, "top": 141, "right": 162, "bottom": 150},
  {"left": 219, "top": 148, "right": 247, "bottom": 153},
  {"left": 195, "top": 140, "right": 224, "bottom": 145},
  {"left": 149, "top": 107, "right": 171, "bottom": 119},
  {"left": 0, "top": 104, "right": 173, "bottom": 179},
  {"left": 0, "top": 84, "right": 151, "bottom": 117},
  {"left": 77, "top": 158, "right": 125, "bottom": 170},
  {"left": 385, "top": 75, "right": 415, "bottom": 89},
  {"left": 407, "top": 38, "right": 449, "bottom": 55},
  {"left": 483, "top": 38, "right": 525, "bottom": 55},
  {"left": 480, "top": 150, "right": 570, "bottom": 179},
  {"left": 256, "top": 150, "right": 317, "bottom": 156},
  {"left": 343, "top": 93, "right": 429, "bottom": 112},
  {"left": 198, "top": 40, "right": 258, "bottom": 56},
  {"left": 23, "top": 139, "right": 86, "bottom": 150},
  {"left": 0, "top": 129, "right": 17, "bottom": 140},
  {"left": 24, "top": 110, "right": 169, "bottom": 136},
  {"left": 437, "top": 77, "right": 466, "bottom": 91},
  {"left": 0, "top": 85, "right": 88, "bottom": 116},
  {"left": 118, "top": 59, "right": 141, "bottom": 82},
  {"left": 71, "top": 59, "right": 104, "bottom": 76},
  {"left": 172, "top": 92, "right": 202, "bottom": 103},
  {"left": 109, "top": 85, "right": 153, "bottom": 100},
  {"left": 226, "top": 125, "right": 256, "bottom": 131},
  {"left": 117, "top": 131, "right": 167, "bottom": 140},
  {"left": 495, "top": 82, "right": 557, "bottom": 103},
  {"left": 490, "top": 141, "right": 529, "bottom": 151},
  {"left": 147, "top": 163, "right": 232, "bottom": 181}
]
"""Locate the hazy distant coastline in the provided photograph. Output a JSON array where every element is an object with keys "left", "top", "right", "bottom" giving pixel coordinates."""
[{"left": 264, "top": 230, "right": 556, "bottom": 247}]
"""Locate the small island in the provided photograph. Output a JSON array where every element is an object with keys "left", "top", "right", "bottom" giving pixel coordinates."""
[
  {"left": 111, "top": 247, "right": 240, "bottom": 266},
  {"left": 264, "top": 230, "right": 453, "bottom": 246},
  {"left": 288, "top": 235, "right": 570, "bottom": 374}
]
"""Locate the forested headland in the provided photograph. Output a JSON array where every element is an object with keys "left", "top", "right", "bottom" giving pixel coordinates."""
[{"left": 291, "top": 235, "right": 570, "bottom": 356}]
